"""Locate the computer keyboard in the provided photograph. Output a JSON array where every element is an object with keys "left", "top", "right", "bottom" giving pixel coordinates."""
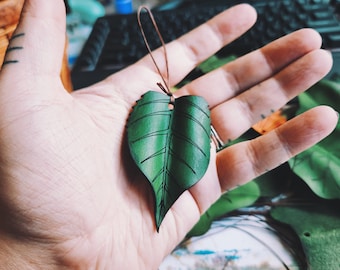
[{"left": 71, "top": 0, "right": 340, "bottom": 89}]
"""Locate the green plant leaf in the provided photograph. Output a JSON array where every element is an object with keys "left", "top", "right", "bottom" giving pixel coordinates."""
[
  {"left": 199, "top": 55, "right": 236, "bottom": 74},
  {"left": 187, "top": 180, "right": 260, "bottom": 237},
  {"left": 127, "top": 91, "right": 211, "bottom": 230},
  {"left": 289, "top": 145, "right": 340, "bottom": 199},
  {"left": 271, "top": 203, "right": 340, "bottom": 269}
]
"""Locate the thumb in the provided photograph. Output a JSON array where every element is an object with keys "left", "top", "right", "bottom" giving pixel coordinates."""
[{"left": 0, "top": 0, "right": 67, "bottom": 89}]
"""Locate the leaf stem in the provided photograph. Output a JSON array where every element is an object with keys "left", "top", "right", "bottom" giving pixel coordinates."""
[{"left": 137, "top": 6, "right": 172, "bottom": 95}]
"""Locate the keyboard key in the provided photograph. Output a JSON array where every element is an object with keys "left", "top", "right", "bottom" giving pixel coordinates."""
[
  {"left": 327, "top": 33, "right": 340, "bottom": 47},
  {"left": 72, "top": 0, "right": 340, "bottom": 88}
]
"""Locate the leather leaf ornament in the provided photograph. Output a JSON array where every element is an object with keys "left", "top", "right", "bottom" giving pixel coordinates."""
[{"left": 127, "top": 91, "right": 211, "bottom": 230}]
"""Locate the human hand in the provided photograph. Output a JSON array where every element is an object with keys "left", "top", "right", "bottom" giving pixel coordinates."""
[{"left": 0, "top": 1, "right": 337, "bottom": 269}]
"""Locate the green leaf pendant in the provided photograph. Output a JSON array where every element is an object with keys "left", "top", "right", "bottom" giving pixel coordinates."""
[{"left": 127, "top": 91, "right": 211, "bottom": 230}]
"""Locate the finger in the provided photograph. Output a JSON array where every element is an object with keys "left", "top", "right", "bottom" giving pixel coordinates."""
[
  {"left": 211, "top": 49, "right": 332, "bottom": 142},
  {"left": 0, "top": 0, "right": 66, "bottom": 89},
  {"left": 177, "top": 29, "right": 323, "bottom": 107},
  {"left": 167, "top": 3, "right": 257, "bottom": 85},
  {"left": 217, "top": 106, "right": 338, "bottom": 191},
  {"left": 120, "top": 4, "right": 257, "bottom": 92}
]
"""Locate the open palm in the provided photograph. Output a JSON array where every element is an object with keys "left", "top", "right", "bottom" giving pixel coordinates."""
[{"left": 0, "top": 1, "right": 337, "bottom": 269}]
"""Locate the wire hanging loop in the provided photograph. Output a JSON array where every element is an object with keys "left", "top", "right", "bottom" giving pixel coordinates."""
[{"left": 137, "top": 6, "right": 172, "bottom": 96}]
